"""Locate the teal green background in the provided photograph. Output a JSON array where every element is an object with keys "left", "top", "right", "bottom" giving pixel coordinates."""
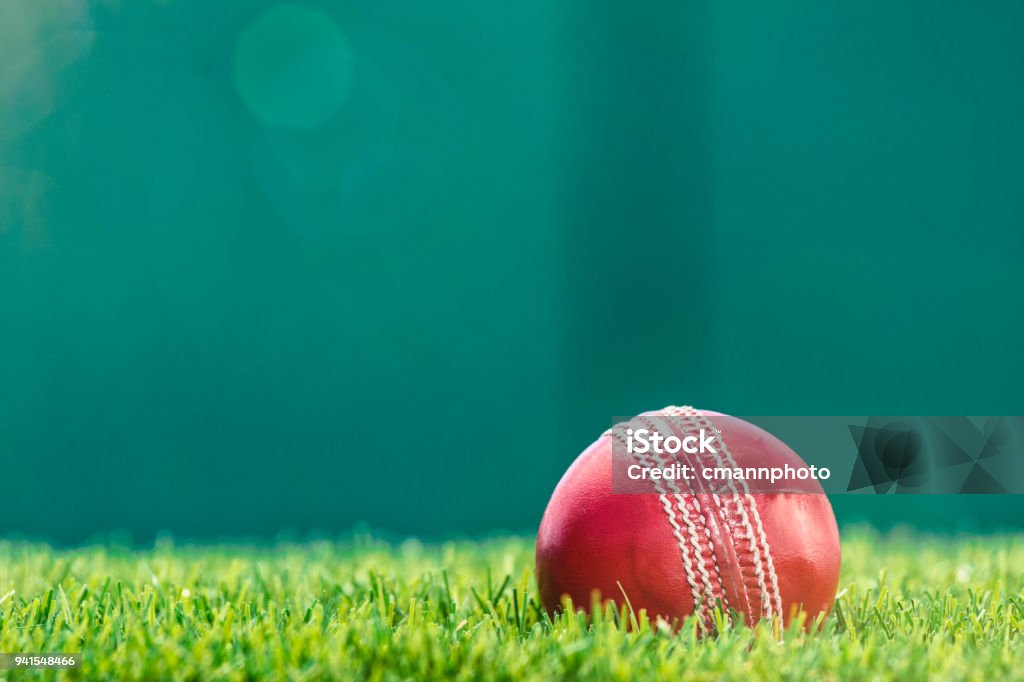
[{"left": 1, "top": 1, "right": 1022, "bottom": 542}]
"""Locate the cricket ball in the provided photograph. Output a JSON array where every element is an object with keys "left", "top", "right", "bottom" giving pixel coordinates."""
[{"left": 536, "top": 406, "right": 840, "bottom": 629}]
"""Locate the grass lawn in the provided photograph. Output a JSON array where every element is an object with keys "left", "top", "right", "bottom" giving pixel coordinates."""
[{"left": 0, "top": 530, "right": 1022, "bottom": 680}]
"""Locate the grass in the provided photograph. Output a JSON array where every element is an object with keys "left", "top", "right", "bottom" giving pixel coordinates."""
[{"left": 0, "top": 530, "right": 1022, "bottom": 681}]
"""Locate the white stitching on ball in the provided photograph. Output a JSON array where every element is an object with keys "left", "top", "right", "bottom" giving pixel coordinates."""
[
  {"left": 607, "top": 426, "right": 706, "bottom": 630},
  {"left": 661, "top": 406, "right": 783, "bottom": 622}
]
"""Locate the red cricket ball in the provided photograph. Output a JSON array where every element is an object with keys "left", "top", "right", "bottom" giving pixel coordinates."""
[{"left": 536, "top": 406, "right": 841, "bottom": 629}]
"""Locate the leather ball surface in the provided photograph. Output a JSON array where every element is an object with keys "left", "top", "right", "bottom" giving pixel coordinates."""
[{"left": 536, "top": 406, "right": 841, "bottom": 628}]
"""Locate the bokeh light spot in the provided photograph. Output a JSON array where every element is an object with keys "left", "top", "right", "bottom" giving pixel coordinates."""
[{"left": 233, "top": 4, "right": 353, "bottom": 131}]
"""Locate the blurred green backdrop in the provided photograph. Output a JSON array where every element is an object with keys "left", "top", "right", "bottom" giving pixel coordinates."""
[{"left": 1, "top": 1, "right": 1022, "bottom": 542}]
